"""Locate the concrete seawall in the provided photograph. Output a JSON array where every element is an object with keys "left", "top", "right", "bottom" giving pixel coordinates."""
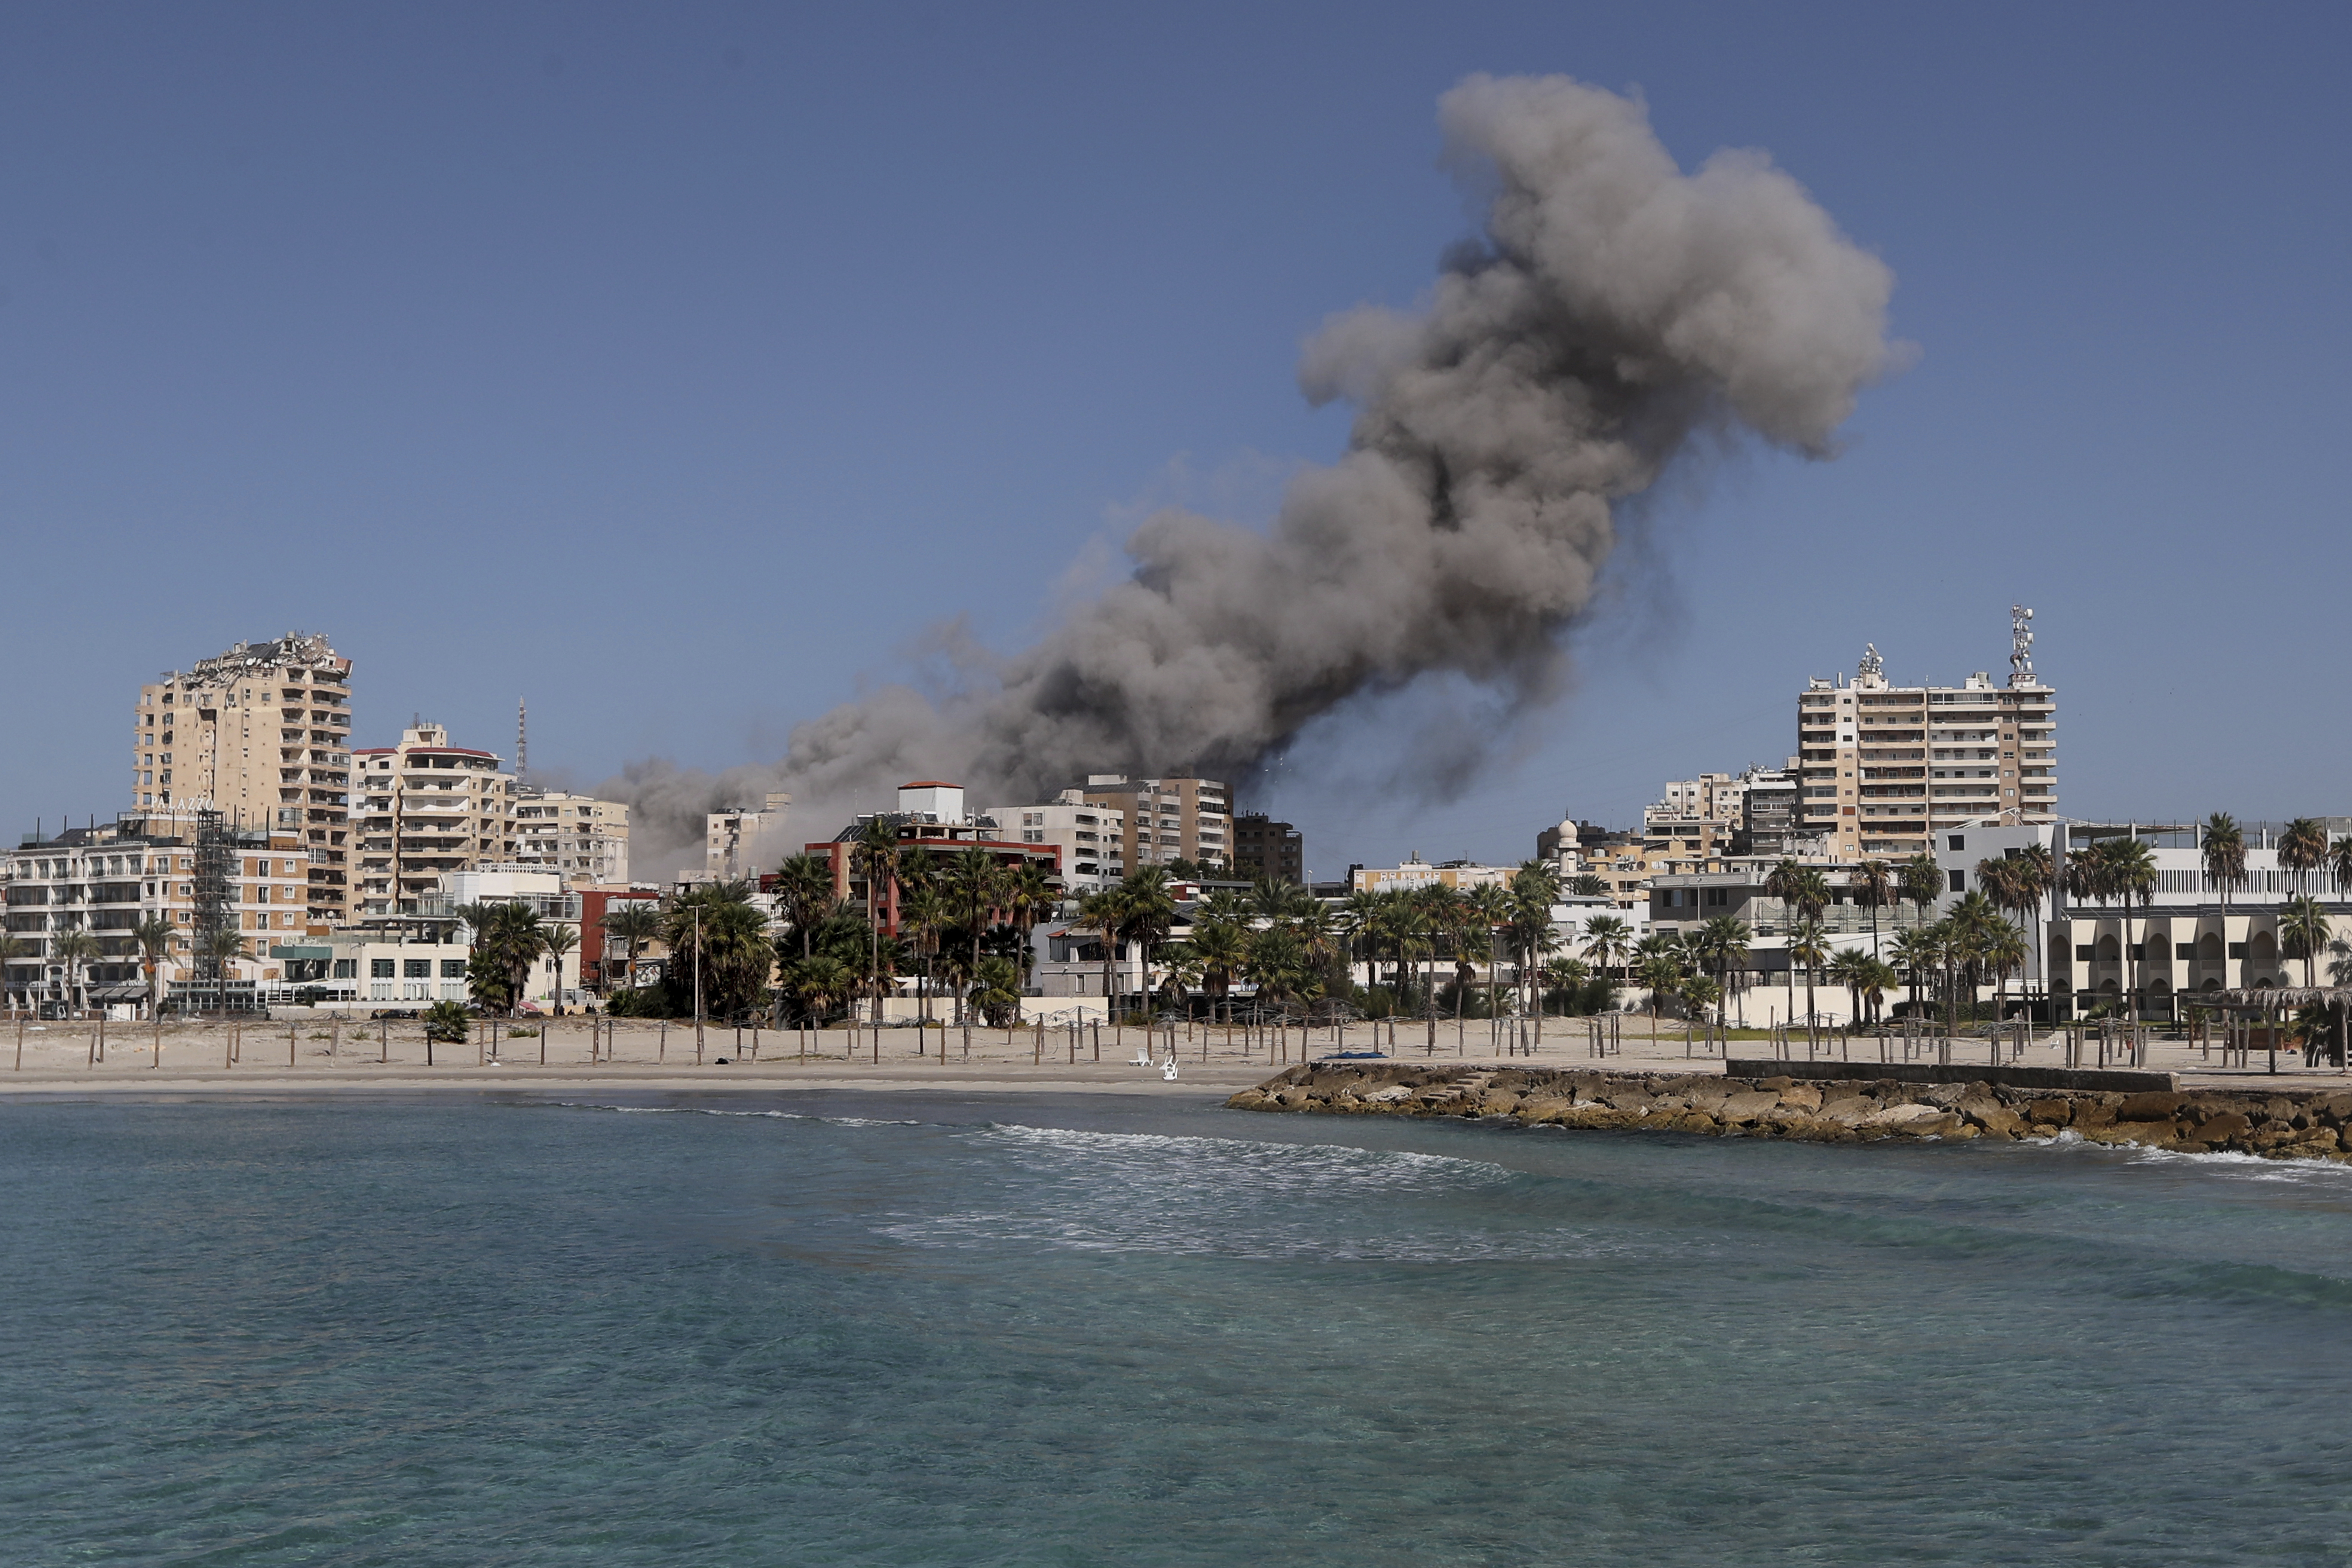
[{"left": 1228, "top": 1063, "right": 2352, "bottom": 1159}]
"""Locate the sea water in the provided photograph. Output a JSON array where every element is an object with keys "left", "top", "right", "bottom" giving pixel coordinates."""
[{"left": 3, "top": 1091, "right": 2350, "bottom": 1565}]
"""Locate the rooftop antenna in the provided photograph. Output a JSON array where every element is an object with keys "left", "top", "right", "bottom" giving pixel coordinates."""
[
  {"left": 517, "top": 697, "right": 528, "bottom": 786},
  {"left": 2008, "top": 605, "right": 2035, "bottom": 686}
]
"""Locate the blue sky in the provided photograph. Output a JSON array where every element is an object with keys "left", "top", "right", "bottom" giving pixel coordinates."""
[{"left": 5, "top": 2, "right": 2348, "bottom": 877}]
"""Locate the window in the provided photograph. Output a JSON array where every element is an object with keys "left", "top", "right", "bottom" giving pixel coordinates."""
[
  {"left": 2228, "top": 942, "right": 2248, "bottom": 959},
  {"left": 371, "top": 959, "right": 395, "bottom": 978},
  {"left": 442, "top": 959, "right": 466, "bottom": 978},
  {"left": 333, "top": 959, "right": 357, "bottom": 979},
  {"left": 2175, "top": 943, "right": 2195, "bottom": 960},
  {"left": 2075, "top": 943, "right": 2094, "bottom": 961},
  {"left": 1947, "top": 835, "right": 1965, "bottom": 851},
  {"left": 402, "top": 963, "right": 428, "bottom": 981},
  {"left": 1948, "top": 870, "right": 1966, "bottom": 893}
]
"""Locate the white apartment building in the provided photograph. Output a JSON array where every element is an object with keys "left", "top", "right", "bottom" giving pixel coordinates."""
[
  {"left": 1800, "top": 612, "right": 2058, "bottom": 861},
  {"left": 514, "top": 790, "right": 631, "bottom": 884},
  {"left": 352, "top": 724, "right": 517, "bottom": 916},
  {"left": 984, "top": 790, "right": 1126, "bottom": 892},
  {"left": 133, "top": 632, "right": 354, "bottom": 926}
]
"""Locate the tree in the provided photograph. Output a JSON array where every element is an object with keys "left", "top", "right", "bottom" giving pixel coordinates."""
[
  {"left": 51, "top": 928, "right": 101, "bottom": 1017},
  {"left": 1692, "top": 915, "right": 1753, "bottom": 1025},
  {"left": 2281, "top": 817, "right": 2330, "bottom": 897},
  {"left": 1981, "top": 921, "right": 2029, "bottom": 1021},
  {"left": 600, "top": 900, "right": 660, "bottom": 992},
  {"left": 1851, "top": 858, "right": 1893, "bottom": 959},
  {"left": 541, "top": 923, "right": 578, "bottom": 1015},
  {"left": 422, "top": 998, "right": 471, "bottom": 1043},
  {"left": 1003, "top": 861, "right": 1059, "bottom": 988},
  {"left": 1568, "top": 873, "right": 1608, "bottom": 899},
  {"left": 1898, "top": 852, "right": 1944, "bottom": 928},
  {"left": 789, "top": 953, "right": 854, "bottom": 1025},
  {"left": 1827, "top": 946, "right": 1874, "bottom": 1031},
  {"left": 1891, "top": 926, "right": 1936, "bottom": 1020},
  {"left": 1073, "top": 883, "right": 1124, "bottom": 1021},
  {"left": 771, "top": 853, "right": 838, "bottom": 962},
  {"left": 2282, "top": 894, "right": 2331, "bottom": 991},
  {"left": 2101, "top": 838, "right": 2156, "bottom": 1019},
  {"left": 132, "top": 915, "right": 175, "bottom": 1018},
  {"left": 970, "top": 955, "right": 1022, "bottom": 1027},
  {"left": 1634, "top": 945, "right": 1683, "bottom": 1030},
  {"left": 851, "top": 817, "right": 902, "bottom": 1024},
  {"left": 944, "top": 848, "right": 1006, "bottom": 1024},
  {"left": 1466, "top": 882, "right": 1513, "bottom": 1029},
  {"left": 197, "top": 928, "right": 247, "bottom": 1013},
  {"left": 1188, "top": 916, "right": 1250, "bottom": 1020},
  {"left": 1765, "top": 859, "right": 1831, "bottom": 1020},
  {"left": 898, "top": 884, "right": 950, "bottom": 1026},
  {"left": 1115, "top": 866, "right": 1177, "bottom": 1018},
  {"left": 1786, "top": 919, "right": 1831, "bottom": 1029},
  {"left": 660, "top": 884, "right": 774, "bottom": 1021},
  {"left": 1580, "top": 916, "right": 1632, "bottom": 991}
]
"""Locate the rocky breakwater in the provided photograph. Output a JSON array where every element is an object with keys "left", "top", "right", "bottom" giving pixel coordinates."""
[{"left": 1227, "top": 1064, "right": 2352, "bottom": 1160}]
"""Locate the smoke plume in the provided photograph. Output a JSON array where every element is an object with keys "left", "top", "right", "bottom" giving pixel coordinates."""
[{"left": 608, "top": 75, "right": 1899, "bottom": 873}]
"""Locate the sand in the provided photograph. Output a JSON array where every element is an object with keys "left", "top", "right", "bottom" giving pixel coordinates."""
[{"left": 2, "top": 1014, "right": 2341, "bottom": 1096}]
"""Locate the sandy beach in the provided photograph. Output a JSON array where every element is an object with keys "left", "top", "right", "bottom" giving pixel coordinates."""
[{"left": 3, "top": 1014, "right": 2345, "bottom": 1096}]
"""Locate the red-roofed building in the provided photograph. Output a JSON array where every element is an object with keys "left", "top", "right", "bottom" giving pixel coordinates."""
[{"left": 808, "top": 781, "right": 1060, "bottom": 939}]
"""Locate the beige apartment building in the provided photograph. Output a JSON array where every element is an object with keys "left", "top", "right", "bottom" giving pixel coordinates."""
[
  {"left": 984, "top": 790, "right": 1125, "bottom": 892},
  {"left": 351, "top": 724, "right": 517, "bottom": 915},
  {"left": 3, "top": 812, "right": 315, "bottom": 1013},
  {"left": 703, "top": 793, "right": 791, "bottom": 882},
  {"left": 133, "top": 632, "right": 354, "bottom": 926},
  {"left": 1077, "top": 775, "right": 1229, "bottom": 870},
  {"left": 1800, "top": 613, "right": 2058, "bottom": 861},
  {"left": 514, "top": 790, "right": 631, "bottom": 885}
]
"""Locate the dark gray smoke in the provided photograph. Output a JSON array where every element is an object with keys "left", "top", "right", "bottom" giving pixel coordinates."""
[{"left": 609, "top": 75, "right": 1899, "bottom": 874}]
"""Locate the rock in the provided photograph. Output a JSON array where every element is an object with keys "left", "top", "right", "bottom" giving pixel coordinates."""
[
  {"left": 1516, "top": 1096, "right": 1574, "bottom": 1124},
  {"left": 1717, "top": 1090, "right": 1783, "bottom": 1125},
  {"left": 1860, "top": 1103, "right": 1958, "bottom": 1136},
  {"left": 2024, "top": 1098, "right": 2075, "bottom": 1126},
  {"left": 1359, "top": 1084, "right": 1414, "bottom": 1104},
  {"left": 1779, "top": 1085, "right": 1824, "bottom": 1112},
  {"left": 2094, "top": 1120, "right": 2178, "bottom": 1147},
  {"left": 2119, "top": 1091, "right": 2189, "bottom": 1121},
  {"left": 2187, "top": 1112, "right": 2252, "bottom": 1145},
  {"left": 1226, "top": 1089, "right": 1270, "bottom": 1110},
  {"left": 1960, "top": 1099, "right": 2024, "bottom": 1138}
]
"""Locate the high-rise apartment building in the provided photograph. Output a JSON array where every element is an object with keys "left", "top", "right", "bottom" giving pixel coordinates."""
[
  {"left": 1799, "top": 611, "right": 2058, "bottom": 861},
  {"left": 1231, "top": 813, "right": 1303, "bottom": 883},
  {"left": 513, "top": 790, "right": 632, "bottom": 885},
  {"left": 350, "top": 724, "right": 517, "bottom": 915},
  {"left": 704, "top": 793, "right": 792, "bottom": 882},
  {"left": 134, "top": 632, "right": 354, "bottom": 927},
  {"left": 984, "top": 790, "right": 1125, "bottom": 892},
  {"left": 1076, "top": 775, "right": 1229, "bottom": 870}
]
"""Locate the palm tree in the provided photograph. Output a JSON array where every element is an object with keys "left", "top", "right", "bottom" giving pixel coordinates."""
[
  {"left": 1899, "top": 852, "right": 1944, "bottom": 931},
  {"left": 2281, "top": 817, "right": 2330, "bottom": 898},
  {"left": 132, "top": 915, "right": 174, "bottom": 1019},
  {"left": 947, "top": 848, "right": 1006, "bottom": 1024},
  {"left": 51, "top": 928, "right": 101, "bottom": 1017},
  {"left": 1851, "top": 858, "right": 1893, "bottom": 959},
  {"left": 1827, "top": 946, "right": 1874, "bottom": 1031},
  {"left": 540, "top": 923, "right": 578, "bottom": 1015},
  {"left": 600, "top": 900, "right": 660, "bottom": 992},
  {"left": 1339, "top": 888, "right": 1387, "bottom": 995},
  {"left": 198, "top": 927, "right": 248, "bottom": 1014},
  {"left": 1891, "top": 925, "right": 1936, "bottom": 1022},
  {"left": 1692, "top": 914, "right": 1753, "bottom": 1025},
  {"left": 1466, "top": 882, "right": 1512, "bottom": 1029},
  {"left": 793, "top": 953, "right": 854, "bottom": 1025},
  {"left": 851, "top": 816, "right": 902, "bottom": 1025},
  {"left": 899, "top": 883, "right": 950, "bottom": 1026},
  {"left": 1115, "top": 866, "right": 1177, "bottom": 1018},
  {"left": 0, "top": 932, "right": 25, "bottom": 1014},
  {"left": 1580, "top": 916, "right": 1632, "bottom": 995},
  {"left": 1004, "top": 861, "right": 1059, "bottom": 989},
  {"left": 1858, "top": 958, "right": 1897, "bottom": 1026},
  {"left": 771, "top": 852, "right": 838, "bottom": 962},
  {"left": 2102, "top": 838, "right": 2156, "bottom": 1020},
  {"left": 2281, "top": 894, "right": 2331, "bottom": 990},
  {"left": 1633, "top": 939, "right": 1683, "bottom": 1031},
  {"left": 1981, "top": 921, "right": 2029, "bottom": 1022},
  {"left": 1073, "top": 883, "right": 1124, "bottom": 1021},
  {"left": 1786, "top": 919, "right": 1831, "bottom": 1029},
  {"left": 1188, "top": 916, "right": 1250, "bottom": 1021}
]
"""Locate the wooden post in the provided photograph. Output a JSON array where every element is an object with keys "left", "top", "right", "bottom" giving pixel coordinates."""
[
  {"left": 15, "top": 1016, "right": 23, "bottom": 1071},
  {"left": 539, "top": 1023, "right": 547, "bottom": 1063},
  {"left": 225, "top": 1022, "right": 233, "bottom": 1069},
  {"left": 659, "top": 1022, "right": 667, "bottom": 1062},
  {"left": 289, "top": 1020, "right": 297, "bottom": 1069},
  {"left": 380, "top": 1018, "right": 388, "bottom": 1063}
]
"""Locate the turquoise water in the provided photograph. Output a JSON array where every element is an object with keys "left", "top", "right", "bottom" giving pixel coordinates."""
[{"left": 4, "top": 1093, "right": 2351, "bottom": 1565}]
